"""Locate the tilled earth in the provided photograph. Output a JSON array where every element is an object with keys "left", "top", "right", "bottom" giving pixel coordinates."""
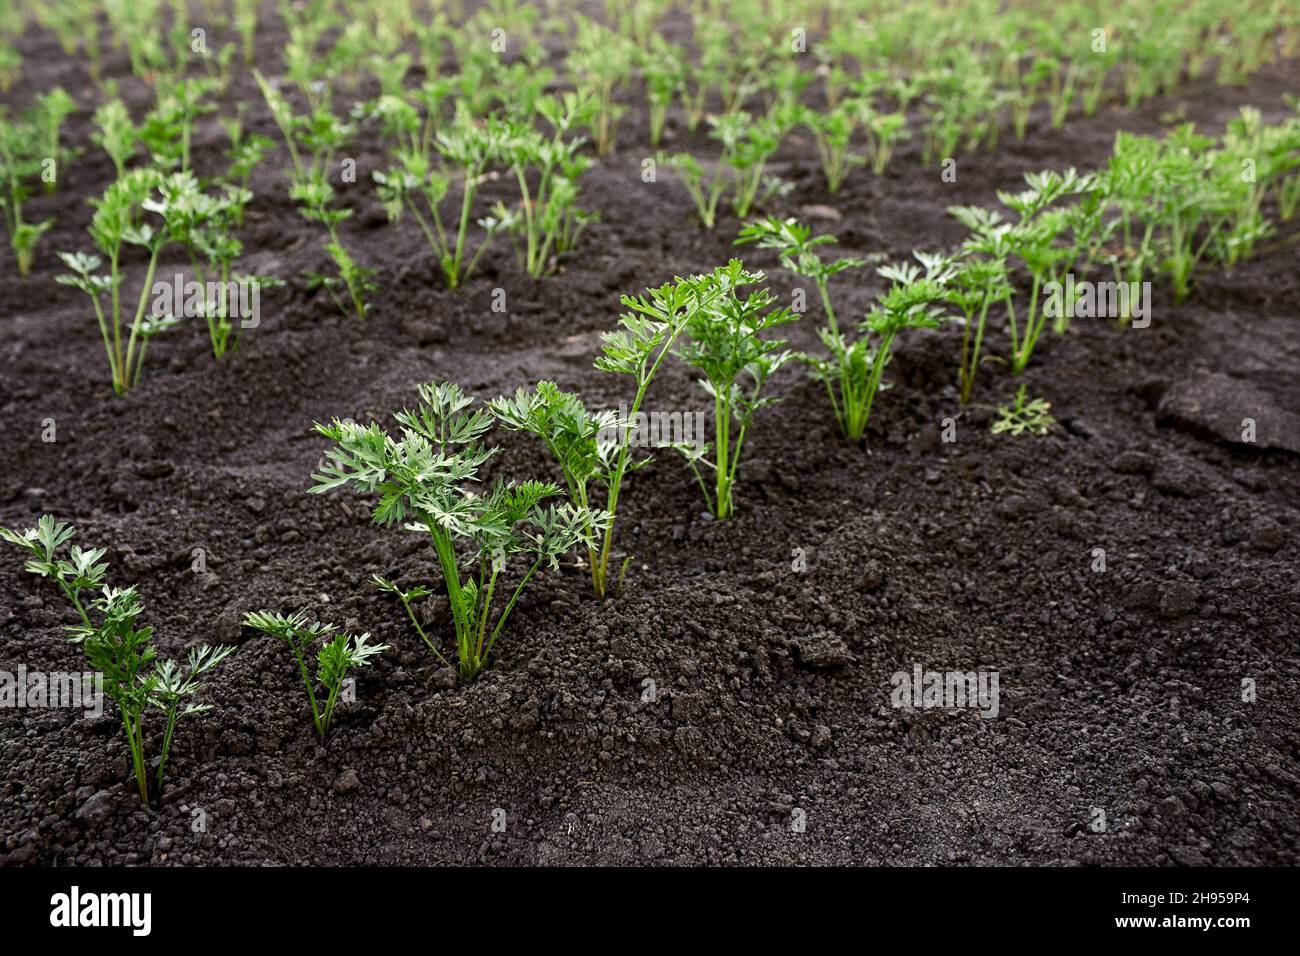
[{"left": 1, "top": 18, "right": 1298, "bottom": 865}]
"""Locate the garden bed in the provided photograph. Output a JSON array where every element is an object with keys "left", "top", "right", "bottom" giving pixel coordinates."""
[{"left": 1, "top": 5, "right": 1298, "bottom": 866}]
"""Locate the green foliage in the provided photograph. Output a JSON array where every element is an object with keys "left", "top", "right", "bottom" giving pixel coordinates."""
[
  {"left": 847, "top": 254, "right": 955, "bottom": 436},
  {"left": 492, "top": 92, "right": 598, "bottom": 278},
  {"left": 92, "top": 98, "right": 136, "bottom": 179},
  {"left": 59, "top": 169, "right": 265, "bottom": 389},
  {"left": 34, "top": 87, "right": 76, "bottom": 193},
  {"left": 661, "top": 109, "right": 792, "bottom": 229},
  {"left": 943, "top": 225, "right": 1013, "bottom": 404},
  {"left": 801, "top": 102, "right": 862, "bottom": 194},
  {"left": 149, "top": 643, "right": 235, "bottom": 791},
  {"left": 640, "top": 35, "right": 685, "bottom": 147},
  {"left": 36, "top": 1, "right": 104, "bottom": 76},
  {"left": 493, "top": 266, "right": 731, "bottom": 596},
  {"left": 255, "top": 69, "right": 373, "bottom": 318},
  {"left": 243, "top": 610, "right": 388, "bottom": 736},
  {"left": 858, "top": 103, "right": 909, "bottom": 175},
  {"left": 736, "top": 216, "right": 868, "bottom": 436},
  {"left": 736, "top": 221, "right": 951, "bottom": 442},
  {"left": 374, "top": 104, "right": 503, "bottom": 290},
  {"left": 568, "top": 15, "right": 636, "bottom": 155},
  {"left": 221, "top": 109, "right": 273, "bottom": 226},
  {"left": 140, "top": 77, "right": 217, "bottom": 174},
  {"left": 58, "top": 169, "right": 180, "bottom": 394},
  {"left": 672, "top": 259, "right": 797, "bottom": 518},
  {"left": 489, "top": 381, "right": 628, "bottom": 598},
  {"left": 996, "top": 167, "right": 1095, "bottom": 368},
  {"left": 290, "top": 173, "right": 375, "bottom": 320},
  {"left": 1, "top": 516, "right": 233, "bottom": 804},
  {"left": 311, "top": 381, "right": 604, "bottom": 679},
  {"left": 172, "top": 171, "right": 276, "bottom": 359},
  {"left": 992, "top": 384, "right": 1055, "bottom": 436},
  {"left": 0, "top": 105, "right": 56, "bottom": 275}
]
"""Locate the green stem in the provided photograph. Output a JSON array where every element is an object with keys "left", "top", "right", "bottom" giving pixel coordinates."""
[
  {"left": 399, "top": 593, "right": 452, "bottom": 669},
  {"left": 713, "top": 390, "right": 731, "bottom": 518},
  {"left": 857, "top": 330, "right": 896, "bottom": 437},
  {"left": 156, "top": 704, "right": 178, "bottom": 792},
  {"left": 123, "top": 712, "right": 149, "bottom": 803},
  {"left": 290, "top": 643, "right": 324, "bottom": 735},
  {"left": 475, "top": 565, "right": 499, "bottom": 662},
  {"left": 321, "top": 679, "right": 342, "bottom": 735},
  {"left": 123, "top": 243, "right": 164, "bottom": 390},
  {"left": 451, "top": 166, "right": 478, "bottom": 286},
  {"left": 480, "top": 558, "right": 544, "bottom": 666}
]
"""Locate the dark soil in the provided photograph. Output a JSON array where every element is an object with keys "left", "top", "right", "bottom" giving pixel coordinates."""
[{"left": 1, "top": 14, "right": 1298, "bottom": 866}]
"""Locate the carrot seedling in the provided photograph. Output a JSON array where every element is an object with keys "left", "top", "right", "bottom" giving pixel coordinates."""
[
  {"left": 492, "top": 268, "right": 730, "bottom": 596},
  {"left": 243, "top": 610, "right": 387, "bottom": 736},
  {"left": 673, "top": 259, "right": 797, "bottom": 518},
  {"left": 1, "top": 516, "right": 233, "bottom": 804},
  {"left": 311, "top": 381, "right": 604, "bottom": 679}
]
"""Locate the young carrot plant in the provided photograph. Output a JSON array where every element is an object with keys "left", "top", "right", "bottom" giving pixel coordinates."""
[
  {"left": 149, "top": 643, "right": 234, "bottom": 792},
  {"left": 311, "top": 381, "right": 604, "bottom": 680},
  {"left": 641, "top": 36, "right": 685, "bottom": 147},
  {"left": 493, "top": 93, "right": 598, "bottom": 278},
  {"left": 946, "top": 206, "right": 1014, "bottom": 404},
  {"left": 1272, "top": 101, "right": 1300, "bottom": 220},
  {"left": 57, "top": 169, "right": 182, "bottom": 394},
  {"left": 1, "top": 516, "right": 233, "bottom": 804},
  {"left": 174, "top": 179, "right": 277, "bottom": 359},
  {"left": 374, "top": 105, "right": 503, "bottom": 290},
  {"left": 735, "top": 216, "right": 867, "bottom": 438},
  {"left": 856, "top": 101, "right": 909, "bottom": 175},
  {"left": 1098, "top": 134, "right": 1162, "bottom": 294},
  {"left": 1150, "top": 125, "right": 1224, "bottom": 300},
  {"left": 568, "top": 15, "right": 636, "bottom": 155},
  {"left": 673, "top": 259, "right": 797, "bottom": 518},
  {"left": 833, "top": 253, "right": 955, "bottom": 439},
  {"left": 291, "top": 175, "right": 376, "bottom": 320},
  {"left": 1211, "top": 109, "right": 1291, "bottom": 268},
  {"left": 221, "top": 113, "right": 272, "bottom": 226},
  {"left": 140, "top": 77, "right": 217, "bottom": 174},
  {"left": 0, "top": 108, "right": 54, "bottom": 275},
  {"left": 492, "top": 269, "right": 731, "bottom": 596},
  {"left": 661, "top": 110, "right": 791, "bottom": 229},
  {"left": 92, "top": 98, "right": 136, "bottom": 179},
  {"left": 992, "top": 385, "right": 1055, "bottom": 436},
  {"left": 254, "top": 70, "right": 373, "bottom": 318},
  {"left": 1002, "top": 213, "right": 1073, "bottom": 370},
  {"left": 243, "top": 610, "right": 387, "bottom": 736},
  {"left": 35, "top": 1, "right": 102, "bottom": 78},
  {"left": 489, "top": 382, "right": 624, "bottom": 595},
  {"left": 34, "top": 87, "right": 76, "bottom": 192},
  {"left": 1060, "top": 186, "right": 1117, "bottom": 282},
  {"left": 719, "top": 109, "right": 792, "bottom": 220},
  {"left": 0, "top": 37, "right": 16, "bottom": 92},
  {"left": 691, "top": 18, "right": 762, "bottom": 116},
  {"left": 997, "top": 168, "right": 1094, "bottom": 367},
  {"left": 233, "top": 0, "right": 258, "bottom": 65},
  {"left": 658, "top": 149, "right": 724, "bottom": 230},
  {"left": 801, "top": 102, "right": 862, "bottom": 194}
]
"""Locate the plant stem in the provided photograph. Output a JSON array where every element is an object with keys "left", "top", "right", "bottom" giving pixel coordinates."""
[
  {"left": 290, "top": 643, "right": 323, "bottom": 735},
  {"left": 123, "top": 244, "right": 163, "bottom": 391},
  {"left": 156, "top": 705, "right": 178, "bottom": 792}
]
